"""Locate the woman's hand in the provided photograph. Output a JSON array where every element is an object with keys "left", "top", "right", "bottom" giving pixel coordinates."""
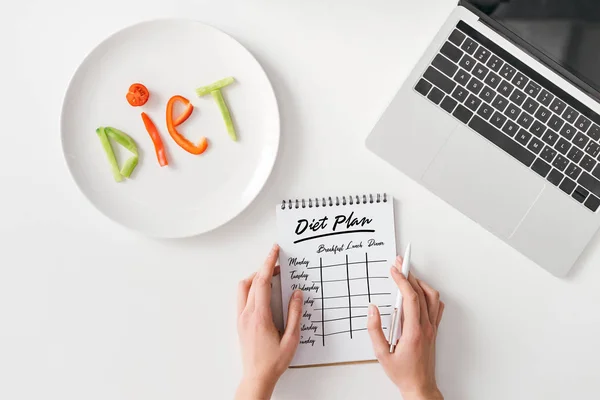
[
  {"left": 367, "top": 256, "right": 445, "bottom": 400},
  {"left": 235, "top": 244, "right": 303, "bottom": 400}
]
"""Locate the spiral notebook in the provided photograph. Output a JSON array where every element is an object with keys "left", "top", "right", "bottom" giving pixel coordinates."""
[{"left": 276, "top": 194, "right": 397, "bottom": 367}]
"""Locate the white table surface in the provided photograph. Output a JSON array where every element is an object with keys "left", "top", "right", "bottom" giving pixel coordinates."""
[{"left": 3, "top": 1, "right": 600, "bottom": 399}]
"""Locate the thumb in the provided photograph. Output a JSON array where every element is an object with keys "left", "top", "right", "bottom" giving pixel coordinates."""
[
  {"left": 280, "top": 290, "right": 303, "bottom": 360},
  {"left": 367, "top": 304, "right": 390, "bottom": 361}
]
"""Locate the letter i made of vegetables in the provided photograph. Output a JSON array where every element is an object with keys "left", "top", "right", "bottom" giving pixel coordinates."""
[
  {"left": 96, "top": 127, "right": 139, "bottom": 182},
  {"left": 196, "top": 77, "right": 238, "bottom": 141}
]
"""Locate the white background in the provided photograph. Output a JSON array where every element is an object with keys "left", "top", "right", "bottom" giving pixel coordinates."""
[{"left": 2, "top": 1, "right": 600, "bottom": 399}]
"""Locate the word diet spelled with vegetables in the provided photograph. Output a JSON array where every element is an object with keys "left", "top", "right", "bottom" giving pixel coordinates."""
[{"left": 98, "top": 78, "right": 238, "bottom": 182}]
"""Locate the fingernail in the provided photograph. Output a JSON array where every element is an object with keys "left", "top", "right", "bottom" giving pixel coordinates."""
[
  {"left": 396, "top": 255, "right": 403, "bottom": 262},
  {"left": 272, "top": 243, "right": 280, "bottom": 251},
  {"left": 368, "top": 304, "right": 377, "bottom": 316},
  {"left": 293, "top": 290, "right": 303, "bottom": 301},
  {"left": 390, "top": 266, "right": 399, "bottom": 276}
]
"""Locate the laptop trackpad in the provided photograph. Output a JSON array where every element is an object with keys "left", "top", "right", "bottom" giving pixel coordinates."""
[{"left": 422, "top": 126, "right": 544, "bottom": 238}]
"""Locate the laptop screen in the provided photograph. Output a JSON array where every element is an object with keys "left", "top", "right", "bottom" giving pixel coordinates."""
[{"left": 465, "top": 0, "right": 600, "bottom": 97}]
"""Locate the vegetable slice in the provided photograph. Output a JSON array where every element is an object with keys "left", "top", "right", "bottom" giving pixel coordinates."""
[
  {"left": 166, "top": 95, "right": 209, "bottom": 155},
  {"left": 104, "top": 127, "right": 139, "bottom": 178},
  {"left": 172, "top": 103, "right": 193, "bottom": 127},
  {"left": 126, "top": 83, "right": 150, "bottom": 107},
  {"left": 211, "top": 90, "right": 237, "bottom": 141},
  {"left": 141, "top": 112, "right": 169, "bottom": 167},
  {"left": 96, "top": 127, "right": 123, "bottom": 182},
  {"left": 195, "top": 77, "right": 234, "bottom": 96}
]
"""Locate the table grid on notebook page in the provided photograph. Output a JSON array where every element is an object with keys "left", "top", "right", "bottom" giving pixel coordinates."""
[{"left": 277, "top": 194, "right": 397, "bottom": 366}]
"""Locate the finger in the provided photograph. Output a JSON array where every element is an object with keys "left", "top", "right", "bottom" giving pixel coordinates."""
[
  {"left": 407, "top": 271, "right": 430, "bottom": 327},
  {"left": 367, "top": 304, "right": 390, "bottom": 361},
  {"left": 247, "top": 244, "right": 280, "bottom": 310},
  {"left": 418, "top": 278, "right": 440, "bottom": 326},
  {"left": 237, "top": 273, "right": 256, "bottom": 316},
  {"left": 280, "top": 290, "right": 303, "bottom": 361},
  {"left": 436, "top": 301, "right": 445, "bottom": 328},
  {"left": 390, "top": 266, "right": 420, "bottom": 337},
  {"left": 273, "top": 265, "right": 281, "bottom": 276}
]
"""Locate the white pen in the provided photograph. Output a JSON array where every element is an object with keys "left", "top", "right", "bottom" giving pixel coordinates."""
[{"left": 388, "top": 242, "right": 411, "bottom": 352}]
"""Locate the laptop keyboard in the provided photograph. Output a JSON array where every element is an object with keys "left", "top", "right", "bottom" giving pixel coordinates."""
[{"left": 414, "top": 21, "right": 600, "bottom": 213}]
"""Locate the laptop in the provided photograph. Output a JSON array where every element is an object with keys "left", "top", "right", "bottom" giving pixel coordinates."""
[{"left": 366, "top": 0, "right": 600, "bottom": 277}]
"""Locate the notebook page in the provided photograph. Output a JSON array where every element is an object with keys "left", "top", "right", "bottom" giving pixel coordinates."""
[{"left": 277, "top": 196, "right": 397, "bottom": 366}]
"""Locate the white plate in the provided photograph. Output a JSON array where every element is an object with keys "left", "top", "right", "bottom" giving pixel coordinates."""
[{"left": 61, "top": 19, "right": 279, "bottom": 238}]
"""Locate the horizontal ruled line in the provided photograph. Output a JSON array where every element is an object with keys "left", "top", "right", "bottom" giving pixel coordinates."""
[
  {"left": 294, "top": 230, "right": 376, "bottom": 244},
  {"left": 312, "top": 313, "right": 390, "bottom": 323},
  {"left": 313, "top": 276, "right": 388, "bottom": 283},
  {"left": 314, "top": 305, "right": 392, "bottom": 311},
  {"left": 315, "top": 292, "right": 391, "bottom": 300},
  {"left": 307, "top": 260, "right": 387, "bottom": 270},
  {"left": 315, "top": 327, "right": 386, "bottom": 337}
]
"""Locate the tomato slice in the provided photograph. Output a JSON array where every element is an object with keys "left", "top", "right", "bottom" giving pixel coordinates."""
[{"left": 126, "top": 83, "right": 149, "bottom": 107}]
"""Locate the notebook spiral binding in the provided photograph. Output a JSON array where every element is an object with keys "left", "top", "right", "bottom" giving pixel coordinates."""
[{"left": 281, "top": 193, "right": 387, "bottom": 210}]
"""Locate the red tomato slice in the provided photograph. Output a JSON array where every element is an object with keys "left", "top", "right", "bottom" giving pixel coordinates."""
[{"left": 126, "top": 83, "right": 149, "bottom": 107}]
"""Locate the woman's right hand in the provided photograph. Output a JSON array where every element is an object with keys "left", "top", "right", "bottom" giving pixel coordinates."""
[{"left": 367, "top": 256, "right": 445, "bottom": 400}]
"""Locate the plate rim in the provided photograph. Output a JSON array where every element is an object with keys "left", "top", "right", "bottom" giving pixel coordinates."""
[{"left": 60, "top": 18, "right": 280, "bottom": 238}]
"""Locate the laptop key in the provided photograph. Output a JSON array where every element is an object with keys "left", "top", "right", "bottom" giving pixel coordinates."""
[
  {"left": 541, "top": 146, "right": 557, "bottom": 163},
  {"left": 562, "top": 107, "right": 579, "bottom": 124},
  {"left": 535, "top": 106, "right": 551, "bottom": 123},
  {"left": 523, "top": 97, "right": 539, "bottom": 115},
  {"left": 512, "top": 72, "right": 529, "bottom": 89},
  {"left": 585, "top": 141, "right": 600, "bottom": 158},
  {"left": 593, "top": 164, "right": 600, "bottom": 180},
  {"left": 440, "top": 96, "right": 458, "bottom": 113},
  {"left": 578, "top": 173, "right": 600, "bottom": 198},
  {"left": 530, "top": 120, "right": 546, "bottom": 137},
  {"left": 503, "top": 121, "right": 519, "bottom": 137},
  {"left": 575, "top": 115, "right": 592, "bottom": 133},
  {"left": 555, "top": 138, "right": 572, "bottom": 155},
  {"left": 474, "top": 47, "right": 491, "bottom": 63},
  {"left": 524, "top": 81, "right": 541, "bottom": 98},
  {"left": 566, "top": 163, "right": 583, "bottom": 180},
  {"left": 560, "top": 177, "right": 577, "bottom": 195},
  {"left": 552, "top": 155, "right": 569, "bottom": 172},
  {"left": 466, "top": 77, "right": 484, "bottom": 95},
  {"left": 537, "top": 89, "right": 554, "bottom": 107},
  {"left": 477, "top": 103, "right": 494, "bottom": 120},
  {"left": 572, "top": 186, "right": 589, "bottom": 203},
  {"left": 532, "top": 158, "right": 551, "bottom": 178},
  {"left": 547, "top": 169, "right": 564, "bottom": 186},
  {"left": 432, "top": 54, "right": 459, "bottom": 78},
  {"left": 465, "top": 94, "right": 482, "bottom": 111},
  {"left": 472, "top": 63, "right": 490, "bottom": 81},
  {"left": 527, "top": 137, "right": 544, "bottom": 154},
  {"left": 453, "top": 104, "right": 474, "bottom": 124},
  {"left": 516, "top": 129, "right": 532, "bottom": 145},
  {"left": 486, "top": 55, "right": 504, "bottom": 72},
  {"left": 468, "top": 116, "right": 535, "bottom": 167},
  {"left": 453, "top": 69, "right": 471, "bottom": 86},
  {"left": 560, "top": 124, "right": 576, "bottom": 140},
  {"left": 588, "top": 125, "right": 600, "bottom": 141},
  {"left": 499, "top": 64, "right": 516, "bottom": 80},
  {"left": 542, "top": 130, "right": 558, "bottom": 146},
  {"left": 490, "top": 111, "right": 507, "bottom": 129},
  {"left": 504, "top": 103, "right": 520, "bottom": 120},
  {"left": 498, "top": 81, "right": 514, "bottom": 97},
  {"left": 484, "top": 72, "right": 501, "bottom": 89},
  {"left": 492, "top": 96, "right": 508, "bottom": 112},
  {"left": 550, "top": 98, "right": 567, "bottom": 115},
  {"left": 584, "top": 195, "right": 600, "bottom": 212},
  {"left": 428, "top": 87, "right": 445, "bottom": 104},
  {"left": 509, "top": 89, "right": 526, "bottom": 106},
  {"left": 547, "top": 114, "right": 564, "bottom": 132},
  {"left": 424, "top": 67, "right": 456, "bottom": 94},
  {"left": 448, "top": 30, "right": 466, "bottom": 47},
  {"left": 480, "top": 86, "right": 495, "bottom": 103},
  {"left": 567, "top": 147, "right": 584, "bottom": 163},
  {"left": 415, "top": 79, "right": 433, "bottom": 96},
  {"left": 459, "top": 54, "right": 476, "bottom": 72},
  {"left": 573, "top": 132, "right": 590, "bottom": 149},
  {"left": 451, "top": 86, "right": 469, "bottom": 103},
  {"left": 580, "top": 155, "right": 597, "bottom": 172},
  {"left": 517, "top": 113, "right": 534, "bottom": 129},
  {"left": 461, "top": 38, "right": 478, "bottom": 54}
]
